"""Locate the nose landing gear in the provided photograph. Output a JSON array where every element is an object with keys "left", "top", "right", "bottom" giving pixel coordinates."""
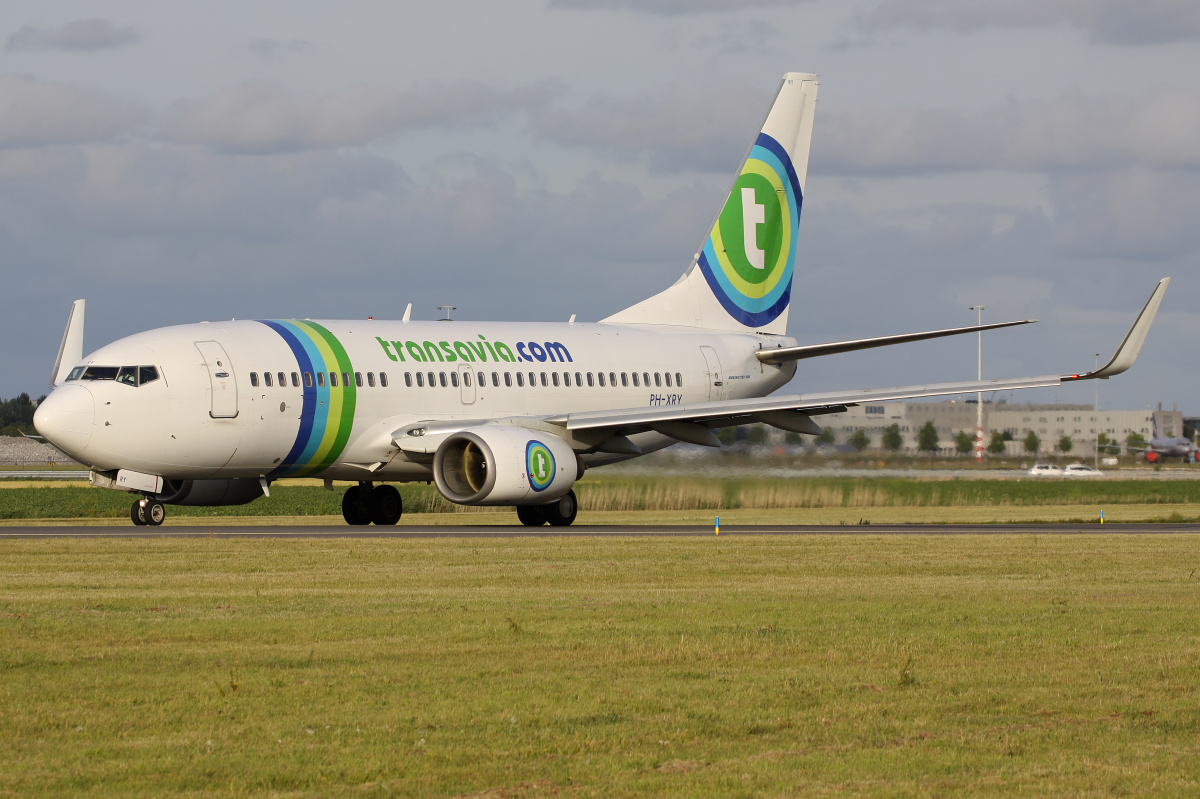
[{"left": 130, "top": 497, "right": 165, "bottom": 526}]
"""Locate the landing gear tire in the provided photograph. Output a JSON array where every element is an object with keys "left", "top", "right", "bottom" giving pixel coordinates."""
[
  {"left": 542, "top": 490, "right": 578, "bottom": 527},
  {"left": 341, "top": 485, "right": 372, "bottom": 526},
  {"left": 144, "top": 501, "right": 165, "bottom": 526},
  {"left": 516, "top": 505, "right": 546, "bottom": 526},
  {"left": 368, "top": 485, "right": 403, "bottom": 526},
  {"left": 131, "top": 499, "right": 166, "bottom": 526}
]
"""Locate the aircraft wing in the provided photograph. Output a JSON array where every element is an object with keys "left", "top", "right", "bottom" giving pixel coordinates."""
[
  {"left": 546, "top": 278, "right": 1170, "bottom": 446},
  {"left": 545, "top": 374, "right": 1062, "bottom": 445}
]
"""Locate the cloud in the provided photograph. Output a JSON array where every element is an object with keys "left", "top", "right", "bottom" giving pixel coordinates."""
[
  {"left": 249, "top": 38, "right": 317, "bottom": 59},
  {"left": 533, "top": 80, "right": 769, "bottom": 173},
  {"left": 0, "top": 75, "right": 146, "bottom": 148},
  {"left": 6, "top": 19, "right": 139, "bottom": 52},
  {"left": 813, "top": 88, "right": 1200, "bottom": 175},
  {"left": 550, "top": 0, "right": 810, "bottom": 15},
  {"left": 162, "top": 80, "right": 561, "bottom": 153},
  {"left": 860, "top": 0, "right": 1200, "bottom": 46}
]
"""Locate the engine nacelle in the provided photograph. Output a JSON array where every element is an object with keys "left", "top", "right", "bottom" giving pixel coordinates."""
[
  {"left": 155, "top": 479, "right": 263, "bottom": 506},
  {"left": 433, "top": 426, "right": 579, "bottom": 505}
]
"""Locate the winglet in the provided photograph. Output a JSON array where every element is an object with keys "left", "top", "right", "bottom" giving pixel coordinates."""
[
  {"left": 1063, "top": 278, "right": 1169, "bottom": 381},
  {"left": 50, "top": 299, "right": 85, "bottom": 388}
]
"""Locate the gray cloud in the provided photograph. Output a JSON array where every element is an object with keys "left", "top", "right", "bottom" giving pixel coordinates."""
[
  {"left": 534, "top": 80, "right": 768, "bottom": 173},
  {"left": 550, "top": 0, "right": 809, "bottom": 15},
  {"left": 162, "top": 80, "right": 561, "bottom": 153},
  {"left": 0, "top": 75, "right": 146, "bottom": 148},
  {"left": 861, "top": 0, "right": 1200, "bottom": 45},
  {"left": 249, "top": 38, "right": 317, "bottom": 59},
  {"left": 6, "top": 19, "right": 139, "bottom": 52},
  {"left": 813, "top": 88, "right": 1200, "bottom": 175}
]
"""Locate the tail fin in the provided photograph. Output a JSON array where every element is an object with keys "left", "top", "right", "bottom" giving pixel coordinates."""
[{"left": 603, "top": 73, "right": 818, "bottom": 334}]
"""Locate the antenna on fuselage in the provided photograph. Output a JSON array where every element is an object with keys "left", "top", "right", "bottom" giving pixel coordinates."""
[{"left": 437, "top": 305, "right": 456, "bottom": 321}]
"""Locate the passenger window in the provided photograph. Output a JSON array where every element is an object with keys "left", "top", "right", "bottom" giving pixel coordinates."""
[
  {"left": 665, "top": 373, "right": 672, "bottom": 388},
  {"left": 505, "top": 372, "right": 512, "bottom": 387},
  {"left": 343, "top": 372, "right": 350, "bottom": 388},
  {"left": 264, "top": 372, "right": 273, "bottom": 388},
  {"left": 450, "top": 372, "right": 459, "bottom": 388},
  {"left": 598, "top": 373, "right": 606, "bottom": 387},
  {"left": 529, "top": 372, "right": 536, "bottom": 386},
  {"left": 291, "top": 372, "right": 300, "bottom": 387},
  {"left": 428, "top": 371, "right": 435, "bottom": 387},
  {"left": 575, "top": 372, "right": 582, "bottom": 386},
  {"left": 404, "top": 372, "right": 412, "bottom": 387},
  {"left": 367, "top": 372, "right": 376, "bottom": 388},
  {"left": 251, "top": 372, "right": 259, "bottom": 387},
  {"left": 609, "top": 372, "right": 616, "bottom": 387},
  {"left": 437, "top": 372, "right": 445, "bottom": 387},
  {"left": 632, "top": 373, "right": 639, "bottom": 387},
  {"left": 552, "top": 373, "right": 559, "bottom": 387},
  {"left": 492, "top": 372, "right": 500, "bottom": 387},
  {"left": 317, "top": 372, "right": 325, "bottom": 388},
  {"left": 477, "top": 372, "right": 485, "bottom": 387},
  {"left": 355, "top": 372, "right": 363, "bottom": 388},
  {"left": 380, "top": 372, "right": 389, "bottom": 387},
  {"left": 278, "top": 372, "right": 286, "bottom": 387},
  {"left": 587, "top": 372, "right": 594, "bottom": 387},
  {"left": 517, "top": 372, "right": 525, "bottom": 387},
  {"left": 416, "top": 372, "right": 424, "bottom": 387},
  {"left": 116, "top": 366, "right": 138, "bottom": 386},
  {"left": 462, "top": 372, "right": 471, "bottom": 387},
  {"left": 139, "top": 366, "right": 160, "bottom": 386},
  {"left": 676, "top": 372, "right": 683, "bottom": 386},
  {"left": 621, "top": 373, "right": 628, "bottom": 387},
  {"left": 643, "top": 372, "right": 650, "bottom": 387},
  {"left": 329, "top": 372, "right": 337, "bottom": 387},
  {"left": 654, "top": 372, "right": 662, "bottom": 387},
  {"left": 304, "top": 372, "right": 313, "bottom": 387}
]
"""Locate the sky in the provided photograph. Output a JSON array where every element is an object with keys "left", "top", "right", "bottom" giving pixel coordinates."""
[{"left": 1, "top": 0, "right": 1197, "bottom": 414}]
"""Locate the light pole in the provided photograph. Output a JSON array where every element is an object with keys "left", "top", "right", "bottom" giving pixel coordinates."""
[
  {"left": 969, "top": 305, "right": 986, "bottom": 462},
  {"left": 1094, "top": 353, "right": 1100, "bottom": 469}
]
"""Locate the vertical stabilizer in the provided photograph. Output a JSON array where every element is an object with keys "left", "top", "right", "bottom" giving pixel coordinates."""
[
  {"left": 51, "top": 299, "right": 85, "bottom": 387},
  {"left": 603, "top": 73, "right": 818, "bottom": 334}
]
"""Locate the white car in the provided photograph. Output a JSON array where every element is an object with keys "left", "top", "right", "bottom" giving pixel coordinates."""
[
  {"left": 1062, "top": 463, "right": 1103, "bottom": 477},
  {"left": 1028, "top": 463, "right": 1063, "bottom": 477}
]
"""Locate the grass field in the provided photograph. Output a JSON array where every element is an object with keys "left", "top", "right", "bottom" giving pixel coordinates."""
[
  {"left": 2, "top": 535, "right": 1199, "bottom": 797},
  {"left": 2, "top": 475, "right": 1199, "bottom": 524}
]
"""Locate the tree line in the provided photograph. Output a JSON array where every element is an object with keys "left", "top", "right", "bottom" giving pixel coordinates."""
[{"left": 0, "top": 394, "right": 44, "bottom": 437}]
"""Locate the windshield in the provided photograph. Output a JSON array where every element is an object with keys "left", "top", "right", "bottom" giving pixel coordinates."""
[{"left": 66, "top": 365, "right": 160, "bottom": 386}]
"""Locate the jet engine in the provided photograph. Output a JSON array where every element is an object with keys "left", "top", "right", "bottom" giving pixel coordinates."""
[
  {"left": 433, "top": 426, "right": 579, "bottom": 505},
  {"left": 155, "top": 479, "right": 263, "bottom": 506}
]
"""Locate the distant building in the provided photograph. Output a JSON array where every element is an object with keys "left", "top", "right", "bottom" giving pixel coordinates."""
[{"left": 816, "top": 400, "right": 1182, "bottom": 456}]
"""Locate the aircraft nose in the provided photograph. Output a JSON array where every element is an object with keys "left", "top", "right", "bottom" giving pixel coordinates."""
[{"left": 33, "top": 385, "right": 95, "bottom": 460}]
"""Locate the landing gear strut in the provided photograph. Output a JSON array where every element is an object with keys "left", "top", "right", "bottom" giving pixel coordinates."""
[
  {"left": 342, "top": 483, "right": 403, "bottom": 526},
  {"left": 516, "top": 489, "right": 578, "bottom": 527},
  {"left": 130, "top": 497, "right": 165, "bottom": 526}
]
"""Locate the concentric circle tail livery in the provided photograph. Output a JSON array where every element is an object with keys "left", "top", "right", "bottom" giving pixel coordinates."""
[{"left": 603, "top": 73, "right": 818, "bottom": 334}]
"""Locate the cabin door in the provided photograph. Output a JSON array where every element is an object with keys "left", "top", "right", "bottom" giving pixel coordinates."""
[
  {"left": 195, "top": 340, "right": 239, "bottom": 418},
  {"left": 700, "top": 346, "right": 726, "bottom": 402}
]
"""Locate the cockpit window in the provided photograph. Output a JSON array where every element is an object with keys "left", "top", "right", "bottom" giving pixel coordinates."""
[
  {"left": 75, "top": 365, "right": 159, "bottom": 386},
  {"left": 82, "top": 366, "right": 119, "bottom": 381}
]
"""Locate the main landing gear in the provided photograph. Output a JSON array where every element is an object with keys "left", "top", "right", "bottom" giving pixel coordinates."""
[
  {"left": 516, "top": 489, "right": 579, "bottom": 527},
  {"left": 130, "top": 497, "right": 165, "bottom": 526},
  {"left": 342, "top": 482, "right": 403, "bottom": 526}
]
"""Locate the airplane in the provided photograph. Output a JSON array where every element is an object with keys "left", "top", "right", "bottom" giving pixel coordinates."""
[
  {"left": 32, "top": 72, "right": 1171, "bottom": 527},
  {"left": 1130, "top": 417, "right": 1196, "bottom": 463}
]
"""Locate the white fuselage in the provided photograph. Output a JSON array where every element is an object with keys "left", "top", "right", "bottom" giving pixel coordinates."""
[{"left": 39, "top": 319, "right": 797, "bottom": 482}]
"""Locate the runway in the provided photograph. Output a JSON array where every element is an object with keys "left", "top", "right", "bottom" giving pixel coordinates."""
[{"left": 3, "top": 522, "right": 1199, "bottom": 538}]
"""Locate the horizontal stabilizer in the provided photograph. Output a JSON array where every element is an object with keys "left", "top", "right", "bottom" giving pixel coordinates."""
[{"left": 756, "top": 319, "right": 1035, "bottom": 365}]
